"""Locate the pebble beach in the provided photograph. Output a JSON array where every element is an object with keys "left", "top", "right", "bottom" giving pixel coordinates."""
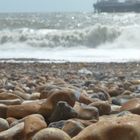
[{"left": 0, "top": 62, "right": 140, "bottom": 139}]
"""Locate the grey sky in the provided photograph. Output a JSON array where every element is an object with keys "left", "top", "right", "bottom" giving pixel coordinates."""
[{"left": 0, "top": 0, "right": 95, "bottom": 12}]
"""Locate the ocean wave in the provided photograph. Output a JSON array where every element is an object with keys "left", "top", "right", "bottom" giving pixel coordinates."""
[
  {"left": 0, "top": 24, "right": 121, "bottom": 48},
  {"left": 98, "top": 25, "right": 140, "bottom": 49}
]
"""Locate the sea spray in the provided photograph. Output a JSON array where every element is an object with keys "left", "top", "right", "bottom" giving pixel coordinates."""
[
  {"left": 0, "top": 12, "right": 140, "bottom": 62},
  {"left": 0, "top": 25, "right": 121, "bottom": 48}
]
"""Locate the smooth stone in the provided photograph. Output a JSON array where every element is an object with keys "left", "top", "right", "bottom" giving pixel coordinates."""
[
  {"left": 122, "top": 90, "right": 132, "bottom": 96},
  {"left": 89, "top": 101, "right": 111, "bottom": 115},
  {"left": 30, "top": 92, "right": 41, "bottom": 100},
  {"left": 90, "top": 91, "right": 110, "bottom": 101},
  {"left": 112, "top": 97, "right": 129, "bottom": 106},
  {"left": 130, "top": 80, "right": 140, "bottom": 85},
  {"left": 0, "top": 104, "right": 7, "bottom": 118},
  {"left": 40, "top": 90, "right": 77, "bottom": 118},
  {"left": 0, "top": 118, "right": 9, "bottom": 132},
  {"left": 93, "top": 71, "right": 106, "bottom": 80},
  {"left": 24, "top": 115, "right": 47, "bottom": 140},
  {"left": 78, "top": 68, "right": 92, "bottom": 76},
  {"left": 10, "top": 114, "right": 45, "bottom": 127},
  {"left": 108, "top": 85, "right": 124, "bottom": 97},
  {"left": 72, "top": 114, "right": 140, "bottom": 140},
  {"left": 7, "top": 102, "right": 42, "bottom": 119},
  {"left": 74, "top": 102, "right": 99, "bottom": 120},
  {"left": 22, "top": 99, "right": 46, "bottom": 104},
  {"left": 13, "top": 90, "right": 31, "bottom": 100},
  {"left": 4, "top": 82, "right": 15, "bottom": 91},
  {"left": 111, "top": 105, "right": 121, "bottom": 114},
  {"left": 49, "top": 101, "right": 78, "bottom": 122},
  {"left": 62, "top": 120, "right": 84, "bottom": 138},
  {"left": 0, "top": 92, "right": 20, "bottom": 100},
  {"left": 48, "top": 120, "right": 66, "bottom": 129},
  {"left": 7, "top": 88, "right": 77, "bottom": 119},
  {"left": 37, "top": 85, "right": 60, "bottom": 99},
  {"left": 6, "top": 117, "right": 17, "bottom": 126},
  {"left": 120, "top": 98, "right": 140, "bottom": 114},
  {"left": 0, "top": 122, "right": 24, "bottom": 140},
  {"left": 79, "top": 94, "right": 93, "bottom": 105},
  {"left": 40, "top": 87, "right": 77, "bottom": 107},
  {"left": 32, "top": 128, "right": 71, "bottom": 140},
  {"left": 0, "top": 99, "right": 22, "bottom": 105},
  {"left": 78, "top": 91, "right": 95, "bottom": 105}
]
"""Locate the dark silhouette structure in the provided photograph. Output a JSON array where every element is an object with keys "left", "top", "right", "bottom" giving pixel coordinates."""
[{"left": 94, "top": 0, "right": 140, "bottom": 12}]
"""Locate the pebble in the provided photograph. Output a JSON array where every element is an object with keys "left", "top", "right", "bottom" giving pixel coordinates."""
[
  {"left": 89, "top": 101, "right": 111, "bottom": 115},
  {"left": 120, "top": 98, "right": 140, "bottom": 114},
  {"left": 62, "top": 120, "right": 84, "bottom": 138},
  {"left": 74, "top": 102, "right": 99, "bottom": 120},
  {"left": 49, "top": 101, "right": 78, "bottom": 122},
  {"left": 0, "top": 62, "right": 140, "bottom": 139},
  {"left": 72, "top": 114, "right": 140, "bottom": 140},
  {"left": 24, "top": 114, "right": 47, "bottom": 139},
  {"left": 32, "top": 128, "right": 71, "bottom": 140},
  {"left": 0, "top": 118, "right": 9, "bottom": 132}
]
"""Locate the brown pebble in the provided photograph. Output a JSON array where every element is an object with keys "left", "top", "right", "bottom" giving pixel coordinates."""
[{"left": 32, "top": 128, "right": 71, "bottom": 140}]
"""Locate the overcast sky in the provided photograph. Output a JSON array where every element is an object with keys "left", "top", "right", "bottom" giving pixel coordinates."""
[{"left": 0, "top": 0, "right": 95, "bottom": 12}]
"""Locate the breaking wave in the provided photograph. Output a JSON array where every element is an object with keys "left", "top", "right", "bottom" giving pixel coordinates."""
[
  {"left": 1, "top": 12, "right": 140, "bottom": 62},
  {"left": 0, "top": 24, "right": 121, "bottom": 48}
]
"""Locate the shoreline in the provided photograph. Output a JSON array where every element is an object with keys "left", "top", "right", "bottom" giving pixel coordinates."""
[
  {"left": 0, "top": 57, "right": 140, "bottom": 63},
  {"left": 1, "top": 61, "right": 140, "bottom": 81}
]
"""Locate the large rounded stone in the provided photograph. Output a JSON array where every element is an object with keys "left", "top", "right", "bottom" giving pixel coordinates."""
[
  {"left": 74, "top": 102, "right": 99, "bottom": 120},
  {"left": 0, "top": 122, "right": 24, "bottom": 140},
  {"left": 130, "top": 80, "right": 140, "bottom": 85},
  {"left": 24, "top": 114, "right": 47, "bottom": 139},
  {"left": 38, "top": 85, "right": 60, "bottom": 99},
  {"left": 0, "top": 92, "right": 20, "bottom": 100},
  {"left": 7, "top": 88, "right": 76, "bottom": 119},
  {"left": 40, "top": 90, "right": 77, "bottom": 118},
  {"left": 49, "top": 101, "right": 78, "bottom": 122},
  {"left": 7, "top": 102, "right": 42, "bottom": 119},
  {"left": 0, "top": 118, "right": 9, "bottom": 132},
  {"left": 0, "top": 99, "right": 22, "bottom": 105},
  {"left": 120, "top": 98, "right": 140, "bottom": 114},
  {"left": 108, "top": 85, "right": 124, "bottom": 97},
  {"left": 6, "top": 117, "right": 17, "bottom": 126},
  {"left": 78, "top": 92, "right": 94, "bottom": 105},
  {"left": 10, "top": 114, "right": 45, "bottom": 127},
  {"left": 46, "top": 89, "right": 77, "bottom": 107},
  {"left": 62, "top": 120, "right": 84, "bottom": 138},
  {"left": 72, "top": 114, "right": 140, "bottom": 140},
  {"left": 13, "top": 90, "right": 31, "bottom": 100},
  {"left": 112, "top": 97, "right": 129, "bottom": 106},
  {"left": 32, "top": 128, "right": 71, "bottom": 140},
  {"left": 89, "top": 101, "right": 111, "bottom": 115}
]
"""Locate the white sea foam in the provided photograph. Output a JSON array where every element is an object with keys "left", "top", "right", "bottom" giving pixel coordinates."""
[
  {"left": 0, "top": 24, "right": 120, "bottom": 48},
  {"left": 0, "top": 12, "right": 140, "bottom": 62}
]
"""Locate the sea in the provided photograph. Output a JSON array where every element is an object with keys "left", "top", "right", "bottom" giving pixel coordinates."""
[{"left": 0, "top": 12, "right": 140, "bottom": 63}]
